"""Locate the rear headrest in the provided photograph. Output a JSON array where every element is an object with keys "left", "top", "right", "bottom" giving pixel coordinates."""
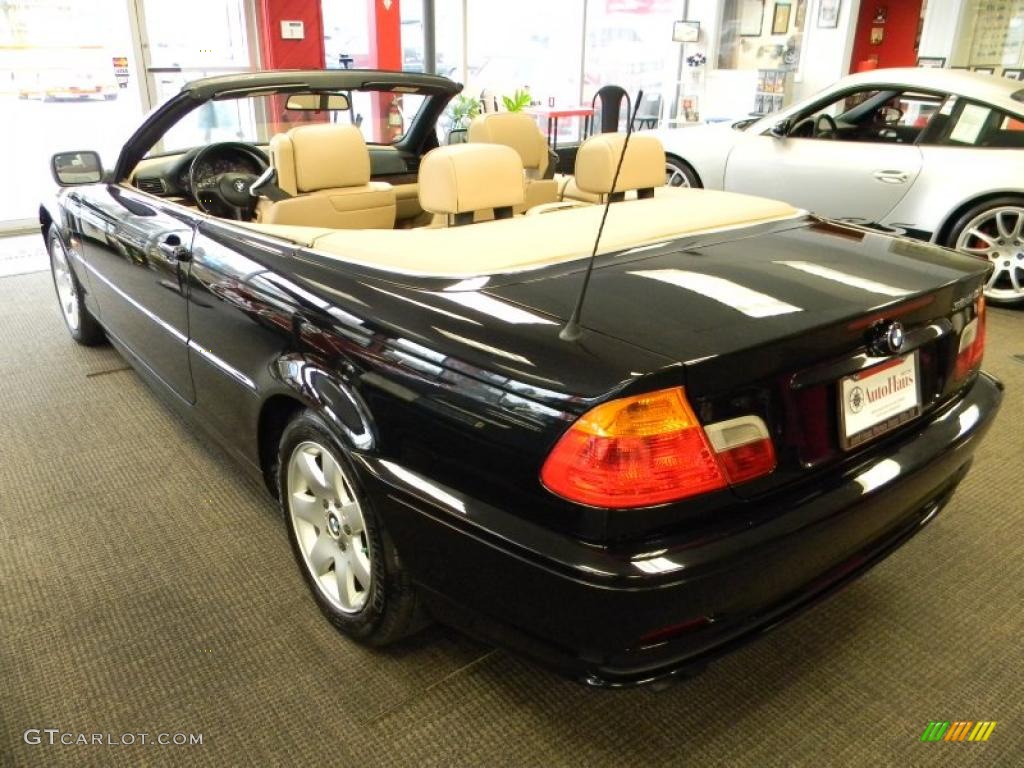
[
  {"left": 269, "top": 124, "right": 371, "bottom": 195},
  {"left": 574, "top": 133, "right": 665, "bottom": 196},
  {"left": 467, "top": 112, "right": 548, "bottom": 173},
  {"left": 418, "top": 144, "right": 525, "bottom": 216}
]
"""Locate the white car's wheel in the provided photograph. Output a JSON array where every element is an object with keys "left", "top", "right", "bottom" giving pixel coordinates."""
[
  {"left": 949, "top": 198, "right": 1024, "bottom": 305},
  {"left": 665, "top": 156, "right": 701, "bottom": 188}
]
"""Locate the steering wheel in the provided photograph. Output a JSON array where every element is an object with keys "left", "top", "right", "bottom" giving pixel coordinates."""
[
  {"left": 188, "top": 142, "right": 269, "bottom": 220},
  {"left": 814, "top": 114, "right": 839, "bottom": 140}
]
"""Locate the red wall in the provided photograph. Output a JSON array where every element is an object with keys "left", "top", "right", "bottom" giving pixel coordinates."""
[
  {"left": 849, "top": 1, "right": 924, "bottom": 72},
  {"left": 256, "top": 0, "right": 326, "bottom": 70}
]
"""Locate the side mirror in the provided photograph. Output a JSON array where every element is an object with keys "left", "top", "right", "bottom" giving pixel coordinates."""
[
  {"left": 769, "top": 119, "right": 792, "bottom": 138},
  {"left": 51, "top": 151, "right": 103, "bottom": 186}
]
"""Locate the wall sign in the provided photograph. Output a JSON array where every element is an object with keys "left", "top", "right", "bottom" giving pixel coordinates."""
[
  {"left": 280, "top": 20, "right": 305, "bottom": 40},
  {"left": 672, "top": 20, "right": 700, "bottom": 43}
]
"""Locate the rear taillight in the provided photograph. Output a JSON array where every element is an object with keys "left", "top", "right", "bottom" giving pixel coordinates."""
[
  {"left": 954, "top": 296, "right": 986, "bottom": 382},
  {"left": 704, "top": 415, "right": 777, "bottom": 484},
  {"left": 540, "top": 387, "right": 775, "bottom": 508}
]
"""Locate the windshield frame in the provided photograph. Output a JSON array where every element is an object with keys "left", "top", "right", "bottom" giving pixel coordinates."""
[{"left": 114, "top": 69, "right": 461, "bottom": 181}]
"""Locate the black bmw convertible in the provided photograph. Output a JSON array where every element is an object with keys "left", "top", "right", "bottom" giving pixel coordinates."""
[{"left": 41, "top": 69, "right": 1002, "bottom": 686}]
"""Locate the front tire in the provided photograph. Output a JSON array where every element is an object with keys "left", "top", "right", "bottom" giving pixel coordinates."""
[
  {"left": 947, "top": 196, "right": 1024, "bottom": 305},
  {"left": 277, "top": 410, "right": 425, "bottom": 646},
  {"left": 665, "top": 156, "right": 702, "bottom": 188},
  {"left": 48, "top": 226, "right": 104, "bottom": 345}
]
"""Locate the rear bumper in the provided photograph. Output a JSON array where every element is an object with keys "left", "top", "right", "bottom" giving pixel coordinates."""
[{"left": 360, "top": 372, "right": 1003, "bottom": 686}]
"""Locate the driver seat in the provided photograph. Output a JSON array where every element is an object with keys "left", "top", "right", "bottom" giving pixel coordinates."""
[{"left": 258, "top": 124, "right": 396, "bottom": 229}]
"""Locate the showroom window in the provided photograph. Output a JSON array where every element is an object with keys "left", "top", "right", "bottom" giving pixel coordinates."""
[
  {"left": 322, "top": 0, "right": 372, "bottom": 69},
  {"left": 464, "top": 0, "right": 585, "bottom": 108},
  {"left": 582, "top": 0, "right": 682, "bottom": 115},
  {"left": 434, "top": 0, "right": 466, "bottom": 82}
]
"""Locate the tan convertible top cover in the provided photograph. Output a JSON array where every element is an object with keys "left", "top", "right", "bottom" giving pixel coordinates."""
[{"left": 240, "top": 188, "right": 801, "bottom": 278}]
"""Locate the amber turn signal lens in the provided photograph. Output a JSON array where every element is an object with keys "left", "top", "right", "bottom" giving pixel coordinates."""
[{"left": 541, "top": 387, "right": 728, "bottom": 508}]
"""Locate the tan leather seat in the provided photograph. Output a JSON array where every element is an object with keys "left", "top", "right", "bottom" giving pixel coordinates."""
[
  {"left": 563, "top": 132, "right": 666, "bottom": 204},
  {"left": 418, "top": 143, "right": 525, "bottom": 226},
  {"left": 258, "top": 124, "right": 396, "bottom": 229},
  {"left": 468, "top": 112, "right": 558, "bottom": 211}
]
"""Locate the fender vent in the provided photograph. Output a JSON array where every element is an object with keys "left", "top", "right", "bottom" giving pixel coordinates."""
[{"left": 136, "top": 177, "right": 167, "bottom": 196}]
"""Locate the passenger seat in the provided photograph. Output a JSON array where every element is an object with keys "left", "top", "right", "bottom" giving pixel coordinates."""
[
  {"left": 258, "top": 124, "right": 396, "bottom": 229},
  {"left": 418, "top": 143, "right": 525, "bottom": 226},
  {"left": 468, "top": 112, "right": 559, "bottom": 211},
  {"left": 562, "top": 132, "right": 665, "bottom": 204}
]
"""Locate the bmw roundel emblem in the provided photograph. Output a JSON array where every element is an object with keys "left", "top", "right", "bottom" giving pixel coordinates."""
[
  {"left": 234, "top": 179, "right": 247, "bottom": 193},
  {"left": 886, "top": 321, "right": 905, "bottom": 353},
  {"left": 870, "top": 320, "right": 906, "bottom": 356}
]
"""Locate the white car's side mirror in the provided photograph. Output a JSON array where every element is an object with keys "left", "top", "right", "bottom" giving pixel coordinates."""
[{"left": 769, "top": 119, "right": 793, "bottom": 139}]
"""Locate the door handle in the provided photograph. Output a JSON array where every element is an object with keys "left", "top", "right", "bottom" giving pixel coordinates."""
[
  {"left": 873, "top": 170, "right": 910, "bottom": 184},
  {"left": 158, "top": 235, "right": 191, "bottom": 262}
]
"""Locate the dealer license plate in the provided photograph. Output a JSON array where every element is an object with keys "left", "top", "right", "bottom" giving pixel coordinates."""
[{"left": 839, "top": 353, "right": 921, "bottom": 450}]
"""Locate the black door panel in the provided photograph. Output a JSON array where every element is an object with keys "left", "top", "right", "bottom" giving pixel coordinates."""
[{"left": 77, "top": 186, "right": 196, "bottom": 401}]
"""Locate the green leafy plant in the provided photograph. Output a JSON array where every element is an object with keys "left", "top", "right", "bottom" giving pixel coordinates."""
[
  {"left": 501, "top": 88, "right": 532, "bottom": 112},
  {"left": 445, "top": 94, "right": 481, "bottom": 130}
]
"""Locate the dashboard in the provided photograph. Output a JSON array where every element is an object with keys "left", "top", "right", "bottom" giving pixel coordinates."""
[{"left": 133, "top": 143, "right": 269, "bottom": 201}]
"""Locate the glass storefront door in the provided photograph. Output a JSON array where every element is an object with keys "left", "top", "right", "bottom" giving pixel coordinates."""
[
  {"left": 0, "top": 0, "right": 255, "bottom": 231},
  {"left": 1, "top": 0, "right": 144, "bottom": 228}
]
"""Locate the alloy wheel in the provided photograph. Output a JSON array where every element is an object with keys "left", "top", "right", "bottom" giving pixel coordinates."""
[
  {"left": 955, "top": 206, "right": 1024, "bottom": 302},
  {"left": 50, "top": 237, "right": 80, "bottom": 332},
  {"left": 286, "top": 441, "right": 371, "bottom": 613},
  {"left": 665, "top": 162, "right": 692, "bottom": 188}
]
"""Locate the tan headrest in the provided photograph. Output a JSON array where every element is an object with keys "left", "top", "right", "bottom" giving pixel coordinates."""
[
  {"left": 468, "top": 112, "right": 548, "bottom": 172},
  {"left": 574, "top": 133, "right": 665, "bottom": 195},
  {"left": 418, "top": 144, "right": 525, "bottom": 215},
  {"left": 269, "top": 124, "right": 371, "bottom": 195}
]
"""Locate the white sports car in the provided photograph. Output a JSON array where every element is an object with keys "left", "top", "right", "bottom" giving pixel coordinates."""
[{"left": 654, "top": 68, "right": 1024, "bottom": 304}]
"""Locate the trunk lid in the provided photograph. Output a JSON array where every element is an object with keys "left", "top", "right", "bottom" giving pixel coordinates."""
[{"left": 487, "top": 220, "right": 989, "bottom": 496}]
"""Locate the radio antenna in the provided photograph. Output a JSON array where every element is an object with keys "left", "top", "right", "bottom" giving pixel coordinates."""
[{"left": 559, "top": 90, "right": 643, "bottom": 342}]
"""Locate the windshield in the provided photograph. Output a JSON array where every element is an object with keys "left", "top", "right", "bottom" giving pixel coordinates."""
[{"left": 148, "top": 90, "right": 427, "bottom": 157}]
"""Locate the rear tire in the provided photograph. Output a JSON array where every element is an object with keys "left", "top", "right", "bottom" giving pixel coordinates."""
[
  {"left": 48, "top": 226, "right": 105, "bottom": 345},
  {"left": 946, "top": 196, "right": 1024, "bottom": 305},
  {"left": 665, "top": 156, "right": 702, "bottom": 188},
  {"left": 276, "top": 410, "right": 427, "bottom": 646}
]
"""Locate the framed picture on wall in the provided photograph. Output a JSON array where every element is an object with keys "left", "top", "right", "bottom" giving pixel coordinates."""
[
  {"left": 740, "top": 0, "right": 765, "bottom": 36},
  {"left": 917, "top": 56, "right": 946, "bottom": 68},
  {"left": 870, "top": 26, "right": 884, "bottom": 45},
  {"left": 973, "top": 66, "right": 996, "bottom": 75},
  {"left": 817, "top": 0, "right": 841, "bottom": 28},
  {"left": 795, "top": 0, "right": 807, "bottom": 27},
  {"left": 772, "top": 3, "right": 791, "bottom": 34},
  {"left": 1002, "top": 68, "right": 1024, "bottom": 80}
]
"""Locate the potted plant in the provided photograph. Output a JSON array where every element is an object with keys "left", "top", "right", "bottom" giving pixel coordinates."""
[{"left": 501, "top": 88, "right": 531, "bottom": 112}]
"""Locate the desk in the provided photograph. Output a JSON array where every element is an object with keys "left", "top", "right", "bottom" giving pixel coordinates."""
[{"left": 526, "top": 106, "right": 595, "bottom": 150}]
